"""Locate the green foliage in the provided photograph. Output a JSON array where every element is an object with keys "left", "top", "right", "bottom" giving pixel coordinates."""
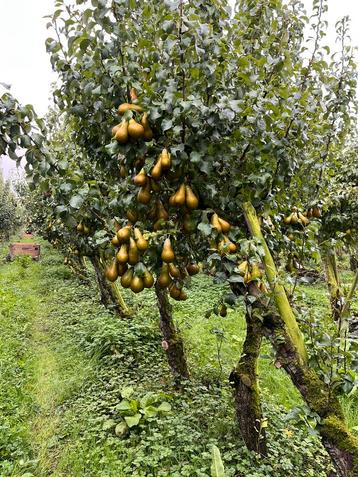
[
  {"left": 114, "top": 386, "right": 172, "bottom": 436},
  {"left": 0, "top": 242, "right": 337, "bottom": 477},
  {"left": 0, "top": 172, "right": 22, "bottom": 240},
  {"left": 211, "top": 445, "right": 226, "bottom": 477}
]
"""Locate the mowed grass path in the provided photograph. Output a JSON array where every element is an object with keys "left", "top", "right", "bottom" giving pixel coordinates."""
[
  {"left": 0, "top": 240, "right": 93, "bottom": 476},
  {"left": 0, "top": 236, "right": 356, "bottom": 476}
]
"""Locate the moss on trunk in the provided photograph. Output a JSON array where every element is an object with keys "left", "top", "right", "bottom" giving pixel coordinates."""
[
  {"left": 242, "top": 202, "right": 358, "bottom": 476},
  {"left": 262, "top": 312, "right": 358, "bottom": 477},
  {"left": 242, "top": 201, "right": 307, "bottom": 362}
]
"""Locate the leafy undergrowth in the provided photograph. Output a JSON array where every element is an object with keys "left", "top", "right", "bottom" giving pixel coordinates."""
[{"left": 0, "top": 239, "right": 349, "bottom": 476}]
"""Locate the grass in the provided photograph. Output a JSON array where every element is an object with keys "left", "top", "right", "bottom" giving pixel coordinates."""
[{"left": 0, "top": 236, "right": 356, "bottom": 476}]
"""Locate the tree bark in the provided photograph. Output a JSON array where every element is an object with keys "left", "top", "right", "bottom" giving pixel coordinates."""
[
  {"left": 90, "top": 255, "right": 129, "bottom": 317},
  {"left": 229, "top": 310, "right": 267, "bottom": 455},
  {"left": 349, "top": 255, "right": 357, "bottom": 272},
  {"left": 242, "top": 201, "right": 358, "bottom": 476},
  {"left": 154, "top": 282, "right": 189, "bottom": 382}
]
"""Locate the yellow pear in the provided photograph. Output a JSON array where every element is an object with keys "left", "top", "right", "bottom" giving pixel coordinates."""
[
  {"left": 105, "top": 260, "right": 119, "bottom": 282},
  {"left": 134, "top": 228, "right": 148, "bottom": 251},
  {"left": 211, "top": 213, "right": 222, "bottom": 233},
  {"left": 112, "top": 123, "right": 121, "bottom": 137},
  {"left": 117, "top": 226, "right": 131, "bottom": 242},
  {"left": 186, "top": 263, "right": 199, "bottom": 276},
  {"left": 218, "top": 217, "right": 231, "bottom": 233},
  {"left": 169, "top": 284, "right": 181, "bottom": 299},
  {"left": 151, "top": 157, "right": 162, "bottom": 180},
  {"left": 161, "top": 238, "right": 175, "bottom": 263},
  {"left": 313, "top": 207, "right": 322, "bottom": 218},
  {"left": 128, "top": 238, "right": 139, "bottom": 265},
  {"left": 156, "top": 200, "right": 169, "bottom": 220},
  {"left": 137, "top": 181, "right": 151, "bottom": 204},
  {"left": 168, "top": 263, "right": 181, "bottom": 279},
  {"left": 141, "top": 113, "right": 153, "bottom": 141},
  {"left": 120, "top": 268, "right": 133, "bottom": 288},
  {"left": 173, "top": 184, "right": 186, "bottom": 206},
  {"left": 130, "top": 88, "right": 138, "bottom": 101},
  {"left": 160, "top": 148, "right": 171, "bottom": 169},
  {"left": 130, "top": 275, "right": 144, "bottom": 293},
  {"left": 114, "top": 120, "right": 129, "bottom": 143},
  {"left": 128, "top": 118, "right": 145, "bottom": 139},
  {"left": 185, "top": 185, "right": 199, "bottom": 210},
  {"left": 298, "top": 212, "right": 310, "bottom": 226},
  {"left": 119, "top": 165, "right": 128, "bottom": 179},
  {"left": 118, "top": 102, "right": 143, "bottom": 114},
  {"left": 143, "top": 271, "right": 154, "bottom": 288},
  {"left": 179, "top": 290, "right": 188, "bottom": 301},
  {"left": 111, "top": 235, "right": 120, "bottom": 246},
  {"left": 133, "top": 168, "right": 147, "bottom": 186},
  {"left": 157, "top": 264, "right": 171, "bottom": 288},
  {"left": 116, "top": 243, "right": 129, "bottom": 263}
]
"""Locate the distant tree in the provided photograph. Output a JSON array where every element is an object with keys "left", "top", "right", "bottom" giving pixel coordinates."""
[{"left": 0, "top": 171, "right": 21, "bottom": 240}]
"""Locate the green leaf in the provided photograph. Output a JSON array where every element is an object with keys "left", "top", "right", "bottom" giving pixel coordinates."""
[
  {"left": 211, "top": 445, "right": 226, "bottom": 477},
  {"left": 143, "top": 405, "right": 159, "bottom": 418},
  {"left": 124, "top": 413, "right": 142, "bottom": 428},
  {"left": 69, "top": 195, "right": 85, "bottom": 209},
  {"left": 157, "top": 402, "right": 171, "bottom": 413},
  {"left": 80, "top": 38, "right": 91, "bottom": 51},
  {"left": 198, "top": 222, "right": 212, "bottom": 236},
  {"left": 117, "top": 399, "right": 132, "bottom": 412},
  {"left": 121, "top": 386, "right": 134, "bottom": 399}
]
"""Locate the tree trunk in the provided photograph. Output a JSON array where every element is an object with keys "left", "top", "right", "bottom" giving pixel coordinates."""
[
  {"left": 242, "top": 202, "right": 307, "bottom": 362},
  {"left": 322, "top": 246, "right": 344, "bottom": 321},
  {"left": 261, "top": 312, "right": 358, "bottom": 477},
  {"left": 349, "top": 255, "right": 357, "bottom": 272},
  {"left": 154, "top": 282, "right": 189, "bottom": 382},
  {"left": 90, "top": 255, "right": 129, "bottom": 317},
  {"left": 242, "top": 201, "right": 358, "bottom": 476},
  {"left": 229, "top": 310, "right": 267, "bottom": 455}
]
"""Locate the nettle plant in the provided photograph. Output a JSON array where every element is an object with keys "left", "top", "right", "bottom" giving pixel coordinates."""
[{"left": 3, "top": 0, "right": 356, "bottom": 474}]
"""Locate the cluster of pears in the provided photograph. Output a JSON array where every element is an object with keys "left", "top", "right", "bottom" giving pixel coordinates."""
[
  {"left": 157, "top": 238, "right": 199, "bottom": 301},
  {"left": 112, "top": 89, "right": 153, "bottom": 144},
  {"left": 76, "top": 222, "right": 91, "bottom": 235},
  {"left": 306, "top": 206, "right": 322, "bottom": 218},
  {"left": 238, "top": 260, "right": 266, "bottom": 291},
  {"left": 210, "top": 213, "right": 237, "bottom": 254},
  {"left": 133, "top": 148, "right": 200, "bottom": 235},
  {"left": 134, "top": 148, "right": 171, "bottom": 205},
  {"left": 105, "top": 224, "right": 154, "bottom": 293},
  {"left": 284, "top": 210, "right": 310, "bottom": 227}
]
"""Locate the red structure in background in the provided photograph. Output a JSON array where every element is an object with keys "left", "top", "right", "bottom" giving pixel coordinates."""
[{"left": 9, "top": 243, "right": 41, "bottom": 260}]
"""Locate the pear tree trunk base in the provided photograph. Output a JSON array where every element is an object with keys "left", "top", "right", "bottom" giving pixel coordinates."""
[
  {"left": 261, "top": 311, "right": 358, "bottom": 477},
  {"left": 90, "top": 255, "right": 128, "bottom": 317},
  {"left": 229, "top": 311, "right": 267, "bottom": 455},
  {"left": 155, "top": 282, "right": 189, "bottom": 383}
]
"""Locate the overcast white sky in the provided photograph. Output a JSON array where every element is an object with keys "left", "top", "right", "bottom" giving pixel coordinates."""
[{"left": 1, "top": 0, "right": 357, "bottom": 179}]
